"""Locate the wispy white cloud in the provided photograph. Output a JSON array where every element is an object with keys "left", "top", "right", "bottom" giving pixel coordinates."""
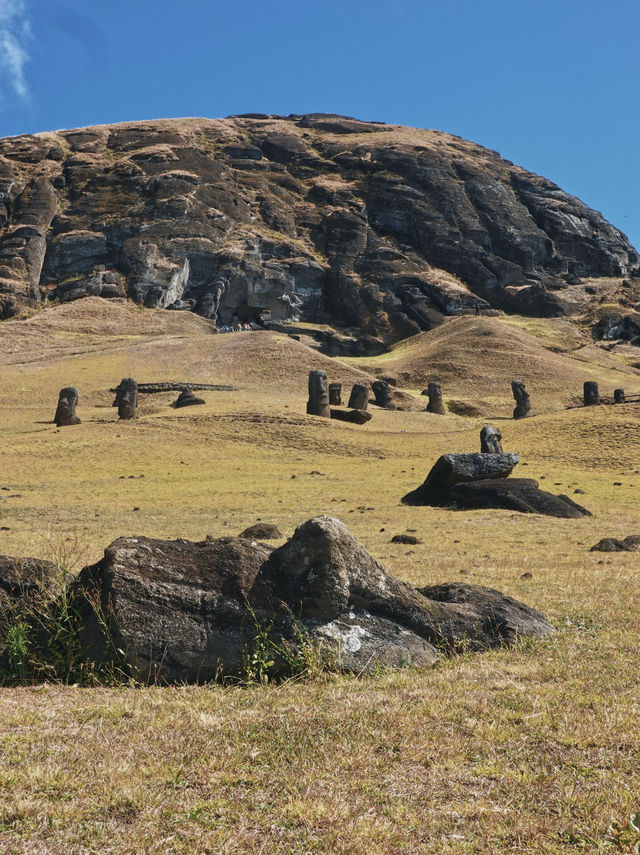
[{"left": 0, "top": 0, "right": 32, "bottom": 103}]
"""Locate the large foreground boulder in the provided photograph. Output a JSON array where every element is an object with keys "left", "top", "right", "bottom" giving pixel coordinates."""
[
  {"left": 402, "top": 452, "right": 590, "bottom": 517},
  {"left": 68, "top": 516, "right": 553, "bottom": 682}
]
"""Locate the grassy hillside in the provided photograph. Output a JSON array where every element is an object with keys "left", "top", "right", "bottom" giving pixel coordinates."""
[{"left": 1, "top": 298, "right": 639, "bottom": 854}]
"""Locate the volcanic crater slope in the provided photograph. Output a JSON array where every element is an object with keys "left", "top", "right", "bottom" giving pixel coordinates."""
[{"left": 0, "top": 112, "right": 638, "bottom": 340}]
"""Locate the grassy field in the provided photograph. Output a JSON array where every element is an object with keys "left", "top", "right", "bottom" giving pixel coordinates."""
[{"left": 1, "top": 298, "right": 639, "bottom": 854}]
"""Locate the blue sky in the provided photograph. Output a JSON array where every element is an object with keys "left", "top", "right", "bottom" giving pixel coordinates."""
[{"left": 1, "top": 0, "right": 638, "bottom": 249}]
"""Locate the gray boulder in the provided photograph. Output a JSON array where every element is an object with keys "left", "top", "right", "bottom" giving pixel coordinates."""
[{"left": 67, "top": 516, "right": 553, "bottom": 681}]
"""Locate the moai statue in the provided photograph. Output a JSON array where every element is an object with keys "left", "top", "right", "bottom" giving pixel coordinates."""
[
  {"left": 329, "top": 383, "right": 342, "bottom": 406},
  {"left": 614, "top": 388, "right": 626, "bottom": 404},
  {"left": 426, "top": 382, "right": 446, "bottom": 415},
  {"left": 174, "top": 387, "right": 206, "bottom": 408},
  {"left": 583, "top": 381, "right": 599, "bottom": 406},
  {"left": 54, "top": 387, "right": 81, "bottom": 427},
  {"left": 307, "top": 370, "right": 331, "bottom": 418},
  {"left": 511, "top": 380, "right": 531, "bottom": 419},
  {"left": 371, "top": 380, "right": 396, "bottom": 410},
  {"left": 347, "top": 383, "right": 369, "bottom": 411},
  {"left": 480, "top": 425, "right": 503, "bottom": 454},
  {"left": 116, "top": 378, "right": 138, "bottom": 420}
]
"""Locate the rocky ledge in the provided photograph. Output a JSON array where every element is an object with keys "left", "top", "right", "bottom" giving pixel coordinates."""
[{"left": 1, "top": 114, "right": 638, "bottom": 340}]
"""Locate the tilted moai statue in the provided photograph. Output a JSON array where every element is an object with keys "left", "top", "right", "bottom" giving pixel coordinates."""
[
  {"left": 371, "top": 380, "right": 396, "bottom": 410},
  {"left": 174, "top": 387, "right": 206, "bottom": 408},
  {"left": 480, "top": 425, "right": 503, "bottom": 454},
  {"left": 54, "top": 387, "right": 81, "bottom": 427},
  {"left": 614, "top": 388, "right": 626, "bottom": 404},
  {"left": 115, "top": 378, "right": 138, "bottom": 420},
  {"left": 307, "top": 370, "right": 331, "bottom": 418},
  {"left": 511, "top": 380, "right": 531, "bottom": 419},
  {"left": 583, "top": 381, "right": 599, "bottom": 406},
  {"left": 426, "top": 382, "right": 446, "bottom": 415},
  {"left": 329, "top": 383, "right": 342, "bottom": 406},
  {"left": 347, "top": 383, "right": 369, "bottom": 411}
]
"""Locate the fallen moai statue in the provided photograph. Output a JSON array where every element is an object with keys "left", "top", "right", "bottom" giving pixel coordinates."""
[
  {"left": 173, "top": 387, "right": 206, "bottom": 408},
  {"left": 330, "top": 409, "right": 372, "bottom": 424},
  {"left": 66, "top": 516, "right": 553, "bottom": 682},
  {"left": 402, "top": 453, "right": 591, "bottom": 518},
  {"left": 53, "top": 387, "right": 81, "bottom": 427}
]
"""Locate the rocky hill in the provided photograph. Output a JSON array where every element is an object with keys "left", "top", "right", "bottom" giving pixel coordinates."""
[{"left": 1, "top": 113, "right": 638, "bottom": 342}]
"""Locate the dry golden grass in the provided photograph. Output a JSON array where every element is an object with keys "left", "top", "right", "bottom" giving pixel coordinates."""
[{"left": 1, "top": 298, "right": 639, "bottom": 854}]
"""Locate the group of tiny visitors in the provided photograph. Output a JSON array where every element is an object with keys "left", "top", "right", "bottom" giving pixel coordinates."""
[{"left": 218, "top": 323, "right": 254, "bottom": 332}]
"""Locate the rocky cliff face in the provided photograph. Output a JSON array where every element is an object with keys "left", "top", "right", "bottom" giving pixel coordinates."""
[{"left": 1, "top": 113, "right": 637, "bottom": 340}]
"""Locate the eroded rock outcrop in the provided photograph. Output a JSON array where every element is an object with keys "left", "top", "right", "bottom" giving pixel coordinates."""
[
  {"left": 1, "top": 115, "right": 637, "bottom": 334},
  {"left": 68, "top": 516, "right": 553, "bottom": 681}
]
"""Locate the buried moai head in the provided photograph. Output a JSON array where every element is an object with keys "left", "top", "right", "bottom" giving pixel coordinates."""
[
  {"left": 480, "top": 425, "right": 503, "bottom": 454},
  {"left": 174, "top": 387, "right": 205, "bottom": 408},
  {"left": 329, "top": 383, "right": 342, "bottom": 406},
  {"left": 426, "top": 382, "right": 446, "bottom": 415},
  {"left": 511, "top": 380, "right": 531, "bottom": 419},
  {"left": 583, "top": 381, "right": 600, "bottom": 406},
  {"left": 307, "top": 370, "right": 331, "bottom": 418},
  {"left": 115, "top": 378, "right": 138, "bottom": 420},
  {"left": 347, "top": 383, "right": 369, "bottom": 411},
  {"left": 614, "top": 388, "right": 625, "bottom": 404},
  {"left": 371, "top": 380, "right": 396, "bottom": 410},
  {"left": 54, "top": 387, "right": 81, "bottom": 427}
]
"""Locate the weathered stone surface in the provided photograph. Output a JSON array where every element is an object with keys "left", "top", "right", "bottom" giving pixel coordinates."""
[
  {"left": 511, "top": 380, "right": 531, "bottom": 419},
  {"left": 73, "top": 536, "right": 273, "bottom": 682},
  {"left": 239, "top": 523, "right": 283, "bottom": 540},
  {"left": 593, "top": 312, "right": 640, "bottom": 344},
  {"left": 614, "top": 388, "right": 626, "bottom": 403},
  {"left": 53, "top": 386, "right": 81, "bottom": 427},
  {"left": 306, "top": 369, "right": 331, "bottom": 418},
  {"left": 391, "top": 534, "right": 421, "bottom": 544},
  {"left": 330, "top": 408, "right": 372, "bottom": 424},
  {"left": 114, "top": 377, "right": 138, "bottom": 419},
  {"left": 66, "top": 516, "right": 553, "bottom": 681},
  {"left": 173, "top": 387, "right": 205, "bottom": 408},
  {"left": 584, "top": 381, "right": 599, "bottom": 406},
  {"left": 450, "top": 479, "right": 591, "bottom": 518},
  {"left": 480, "top": 425, "right": 503, "bottom": 453},
  {"left": 372, "top": 380, "right": 396, "bottom": 409},
  {"left": 590, "top": 535, "right": 640, "bottom": 552},
  {"left": 2, "top": 115, "right": 637, "bottom": 336},
  {"left": 425, "top": 381, "right": 446, "bottom": 414},
  {"left": 402, "top": 453, "right": 519, "bottom": 506},
  {"left": 328, "top": 382, "right": 342, "bottom": 405},
  {"left": 347, "top": 383, "right": 369, "bottom": 411}
]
